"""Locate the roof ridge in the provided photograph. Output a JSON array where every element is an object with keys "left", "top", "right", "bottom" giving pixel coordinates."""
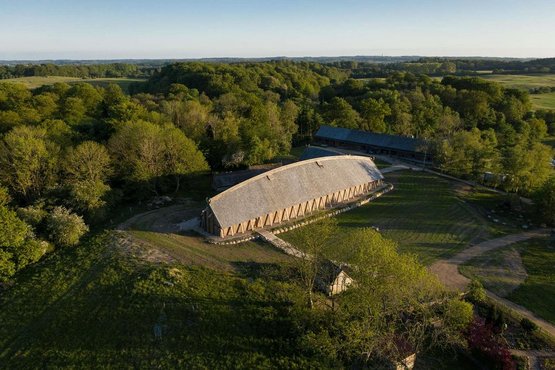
[{"left": 209, "top": 155, "right": 375, "bottom": 203}]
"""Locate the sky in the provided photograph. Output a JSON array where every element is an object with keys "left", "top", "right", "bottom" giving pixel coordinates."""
[{"left": 1, "top": 0, "right": 554, "bottom": 60}]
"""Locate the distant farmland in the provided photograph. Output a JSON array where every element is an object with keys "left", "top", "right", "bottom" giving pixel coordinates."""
[
  {"left": 479, "top": 74, "right": 555, "bottom": 90},
  {"left": 479, "top": 74, "right": 555, "bottom": 110},
  {"left": 0, "top": 76, "right": 146, "bottom": 92}
]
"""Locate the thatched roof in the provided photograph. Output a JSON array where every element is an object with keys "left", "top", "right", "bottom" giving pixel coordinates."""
[
  {"left": 299, "top": 145, "right": 345, "bottom": 160},
  {"left": 207, "top": 155, "right": 383, "bottom": 229},
  {"left": 212, "top": 164, "right": 281, "bottom": 191},
  {"left": 315, "top": 125, "right": 426, "bottom": 153}
]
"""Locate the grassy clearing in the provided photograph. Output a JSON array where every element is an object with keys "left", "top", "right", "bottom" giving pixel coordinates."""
[
  {"left": 462, "top": 237, "right": 555, "bottom": 325},
  {"left": 128, "top": 230, "right": 291, "bottom": 271},
  {"left": 508, "top": 238, "right": 555, "bottom": 325},
  {"left": 531, "top": 92, "right": 555, "bottom": 110},
  {"left": 477, "top": 74, "right": 555, "bottom": 109},
  {"left": 459, "top": 247, "right": 526, "bottom": 297},
  {"left": 480, "top": 74, "right": 555, "bottom": 90},
  {"left": 1, "top": 76, "right": 145, "bottom": 92},
  {"left": 281, "top": 170, "right": 502, "bottom": 265},
  {"left": 0, "top": 232, "right": 328, "bottom": 368}
]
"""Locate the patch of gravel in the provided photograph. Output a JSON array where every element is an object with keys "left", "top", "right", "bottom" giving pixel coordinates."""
[
  {"left": 112, "top": 231, "right": 176, "bottom": 264},
  {"left": 465, "top": 247, "right": 527, "bottom": 297}
]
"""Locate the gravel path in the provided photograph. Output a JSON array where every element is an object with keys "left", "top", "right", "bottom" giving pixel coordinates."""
[{"left": 429, "top": 229, "right": 555, "bottom": 338}]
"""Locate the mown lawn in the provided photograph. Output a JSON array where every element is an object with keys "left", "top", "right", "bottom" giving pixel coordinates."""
[
  {"left": 461, "top": 237, "right": 555, "bottom": 325},
  {"left": 508, "top": 238, "right": 555, "bottom": 325},
  {"left": 281, "top": 170, "right": 497, "bottom": 265},
  {"left": 128, "top": 230, "right": 291, "bottom": 271}
]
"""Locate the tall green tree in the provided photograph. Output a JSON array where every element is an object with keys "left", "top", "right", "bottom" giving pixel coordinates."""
[
  {"left": 109, "top": 121, "right": 208, "bottom": 193},
  {"left": 359, "top": 97, "right": 391, "bottom": 133},
  {"left": 0, "top": 206, "right": 45, "bottom": 280},
  {"left": 535, "top": 176, "right": 555, "bottom": 226},
  {"left": 293, "top": 217, "right": 337, "bottom": 309},
  {"left": 64, "top": 141, "right": 112, "bottom": 212},
  {"left": 0, "top": 126, "right": 59, "bottom": 201}
]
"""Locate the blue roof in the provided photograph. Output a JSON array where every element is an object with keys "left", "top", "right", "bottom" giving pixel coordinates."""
[{"left": 315, "top": 126, "right": 426, "bottom": 153}]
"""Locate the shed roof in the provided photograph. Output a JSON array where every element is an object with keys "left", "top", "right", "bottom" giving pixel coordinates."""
[
  {"left": 207, "top": 155, "right": 383, "bottom": 229},
  {"left": 315, "top": 125, "right": 426, "bottom": 153}
]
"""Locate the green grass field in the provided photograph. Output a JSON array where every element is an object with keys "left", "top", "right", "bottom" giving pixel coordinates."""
[
  {"left": 280, "top": 170, "right": 508, "bottom": 265},
  {"left": 128, "top": 230, "right": 291, "bottom": 271},
  {"left": 480, "top": 74, "right": 555, "bottom": 90},
  {"left": 531, "top": 92, "right": 555, "bottom": 110},
  {"left": 1, "top": 76, "right": 146, "bottom": 92},
  {"left": 479, "top": 74, "right": 555, "bottom": 110},
  {"left": 462, "top": 237, "right": 555, "bottom": 325},
  {"left": 509, "top": 238, "right": 555, "bottom": 325}
]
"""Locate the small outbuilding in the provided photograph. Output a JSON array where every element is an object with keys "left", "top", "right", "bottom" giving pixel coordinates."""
[{"left": 316, "top": 260, "right": 354, "bottom": 296}]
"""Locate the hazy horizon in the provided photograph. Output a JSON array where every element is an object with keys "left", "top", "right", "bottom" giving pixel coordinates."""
[{"left": 1, "top": 0, "right": 554, "bottom": 60}]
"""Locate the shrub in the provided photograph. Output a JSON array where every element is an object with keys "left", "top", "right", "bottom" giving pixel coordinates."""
[
  {"left": 0, "top": 186, "right": 10, "bottom": 206},
  {"left": 520, "top": 318, "right": 538, "bottom": 333},
  {"left": 444, "top": 299, "right": 474, "bottom": 331},
  {"left": 467, "top": 279, "right": 486, "bottom": 303},
  {"left": 17, "top": 204, "right": 48, "bottom": 228},
  {"left": 467, "top": 317, "right": 515, "bottom": 370},
  {"left": 46, "top": 207, "right": 89, "bottom": 247}
]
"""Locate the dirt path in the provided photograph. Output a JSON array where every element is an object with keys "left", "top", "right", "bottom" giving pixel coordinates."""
[
  {"left": 429, "top": 229, "right": 555, "bottom": 338},
  {"left": 117, "top": 203, "right": 202, "bottom": 232},
  {"left": 511, "top": 349, "right": 555, "bottom": 370}
]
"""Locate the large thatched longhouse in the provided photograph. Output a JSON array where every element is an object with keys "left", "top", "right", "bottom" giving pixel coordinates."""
[{"left": 201, "top": 155, "right": 384, "bottom": 238}]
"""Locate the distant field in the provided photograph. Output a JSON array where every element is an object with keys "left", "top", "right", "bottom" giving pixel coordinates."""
[
  {"left": 480, "top": 74, "right": 555, "bottom": 90},
  {"left": 0, "top": 76, "right": 146, "bottom": 92},
  {"left": 280, "top": 170, "right": 510, "bottom": 265},
  {"left": 462, "top": 237, "right": 555, "bottom": 325},
  {"left": 531, "top": 92, "right": 555, "bottom": 110},
  {"left": 478, "top": 74, "right": 555, "bottom": 110}
]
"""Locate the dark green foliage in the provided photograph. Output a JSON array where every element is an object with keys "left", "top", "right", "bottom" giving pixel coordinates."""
[
  {"left": 520, "top": 318, "right": 538, "bottom": 333},
  {"left": 467, "top": 279, "right": 487, "bottom": 303},
  {"left": 534, "top": 176, "right": 555, "bottom": 226},
  {"left": 0, "top": 205, "right": 46, "bottom": 280}
]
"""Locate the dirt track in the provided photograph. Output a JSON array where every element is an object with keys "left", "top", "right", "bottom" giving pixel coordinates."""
[{"left": 429, "top": 229, "right": 555, "bottom": 338}]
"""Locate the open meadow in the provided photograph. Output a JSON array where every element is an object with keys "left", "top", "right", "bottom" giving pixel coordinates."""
[
  {"left": 479, "top": 74, "right": 555, "bottom": 110},
  {"left": 280, "top": 170, "right": 515, "bottom": 265},
  {"left": 531, "top": 92, "right": 555, "bottom": 110},
  {"left": 479, "top": 74, "right": 555, "bottom": 90}
]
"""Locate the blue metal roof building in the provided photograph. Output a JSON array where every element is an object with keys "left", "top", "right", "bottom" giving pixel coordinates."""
[{"left": 314, "top": 125, "right": 428, "bottom": 160}]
